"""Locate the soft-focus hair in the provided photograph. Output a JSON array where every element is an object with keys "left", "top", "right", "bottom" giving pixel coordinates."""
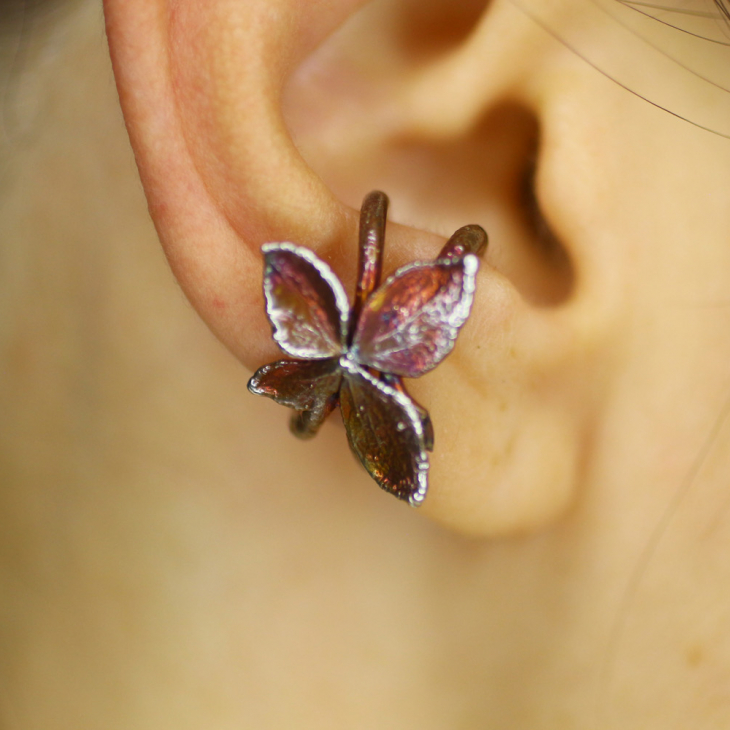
[
  {"left": 715, "top": 0, "right": 730, "bottom": 23},
  {"left": 0, "top": 0, "right": 70, "bottom": 32}
]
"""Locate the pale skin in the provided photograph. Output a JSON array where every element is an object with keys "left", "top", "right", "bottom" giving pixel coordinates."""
[{"left": 2, "top": 0, "right": 730, "bottom": 726}]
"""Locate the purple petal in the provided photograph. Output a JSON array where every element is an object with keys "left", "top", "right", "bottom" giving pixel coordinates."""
[
  {"left": 248, "top": 357, "right": 341, "bottom": 413},
  {"left": 339, "top": 359, "right": 429, "bottom": 505},
  {"left": 350, "top": 254, "right": 479, "bottom": 377},
  {"left": 263, "top": 243, "right": 350, "bottom": 359}
]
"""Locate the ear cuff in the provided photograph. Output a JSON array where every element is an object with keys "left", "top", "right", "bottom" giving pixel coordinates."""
[{"left": 248, "top": 191, "right": 487, "bottom": 505}]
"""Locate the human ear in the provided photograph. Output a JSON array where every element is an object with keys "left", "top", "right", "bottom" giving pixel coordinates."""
[{"left": 103, "top": 0, "right": 619, "bottom": 536}]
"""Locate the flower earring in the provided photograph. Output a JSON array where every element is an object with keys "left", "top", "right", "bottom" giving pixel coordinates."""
[{"left": 248, "top": 191, "right": 487, "bottom": 506}]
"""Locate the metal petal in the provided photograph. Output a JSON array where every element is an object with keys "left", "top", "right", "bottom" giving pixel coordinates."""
[
  {"left": 350, "top": 254, "right": 479, "bottom": 377},
  {"left": 381, "top": 373, "right": 434, "bottom": 452},
  {"left": 339, "top": 359, "right": 429, "bottom": 506},
  {"left": 248, "top": 357, "right": 341, "bottom": 413},
  {"left": 262, "top": 243, "right": 350, "bottom": 359}
]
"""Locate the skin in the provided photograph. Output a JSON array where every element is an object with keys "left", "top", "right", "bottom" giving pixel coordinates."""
[{"left": 2, "top": 0, "right": 730, "bottom": 727}]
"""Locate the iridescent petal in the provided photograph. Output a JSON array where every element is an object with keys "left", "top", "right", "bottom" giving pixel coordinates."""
[
  {"left": 339, "top": 359, "right": 429, "bottom": 505},
  {"left": 350, "top": 254, "right": 479, "bottom": 377},
  {"left": 248, "top": 357, "right": 341, "bottom": 412},
  {"left": 262, "top": 243, "right": 350, "bottom": 359},
  {"left": 381, "top": 373, "right": 434, "bottom": 452}
]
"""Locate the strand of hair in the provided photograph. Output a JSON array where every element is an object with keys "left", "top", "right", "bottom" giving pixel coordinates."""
[
  {"left": 619, "top": 1, "right": 722, "bottom": 19},
  {"left": 508, "top": 0, "right": 730, "bottom": 140},
  {"left": 617, "top": 0, "right": 730, "bottom": 45},
  {"left": 591, "top": 0, "right": 730, "bottom": 95}
]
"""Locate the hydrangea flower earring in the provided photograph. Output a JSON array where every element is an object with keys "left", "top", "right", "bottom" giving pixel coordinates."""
[{"left": 248, "top": 191, "right": 487, "bottom": 505}]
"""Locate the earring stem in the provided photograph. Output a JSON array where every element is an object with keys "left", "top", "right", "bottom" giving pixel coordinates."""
[
  {"left": 352, "top": 190, "right": 388, "bottom": 327},
  {"left": 438, "top": 224, "right": 488, "bottom": 260}
]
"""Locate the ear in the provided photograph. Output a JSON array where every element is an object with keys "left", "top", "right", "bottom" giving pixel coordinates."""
[{"left": 103, "top": 0, "right": 619, "bottom": 536}]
